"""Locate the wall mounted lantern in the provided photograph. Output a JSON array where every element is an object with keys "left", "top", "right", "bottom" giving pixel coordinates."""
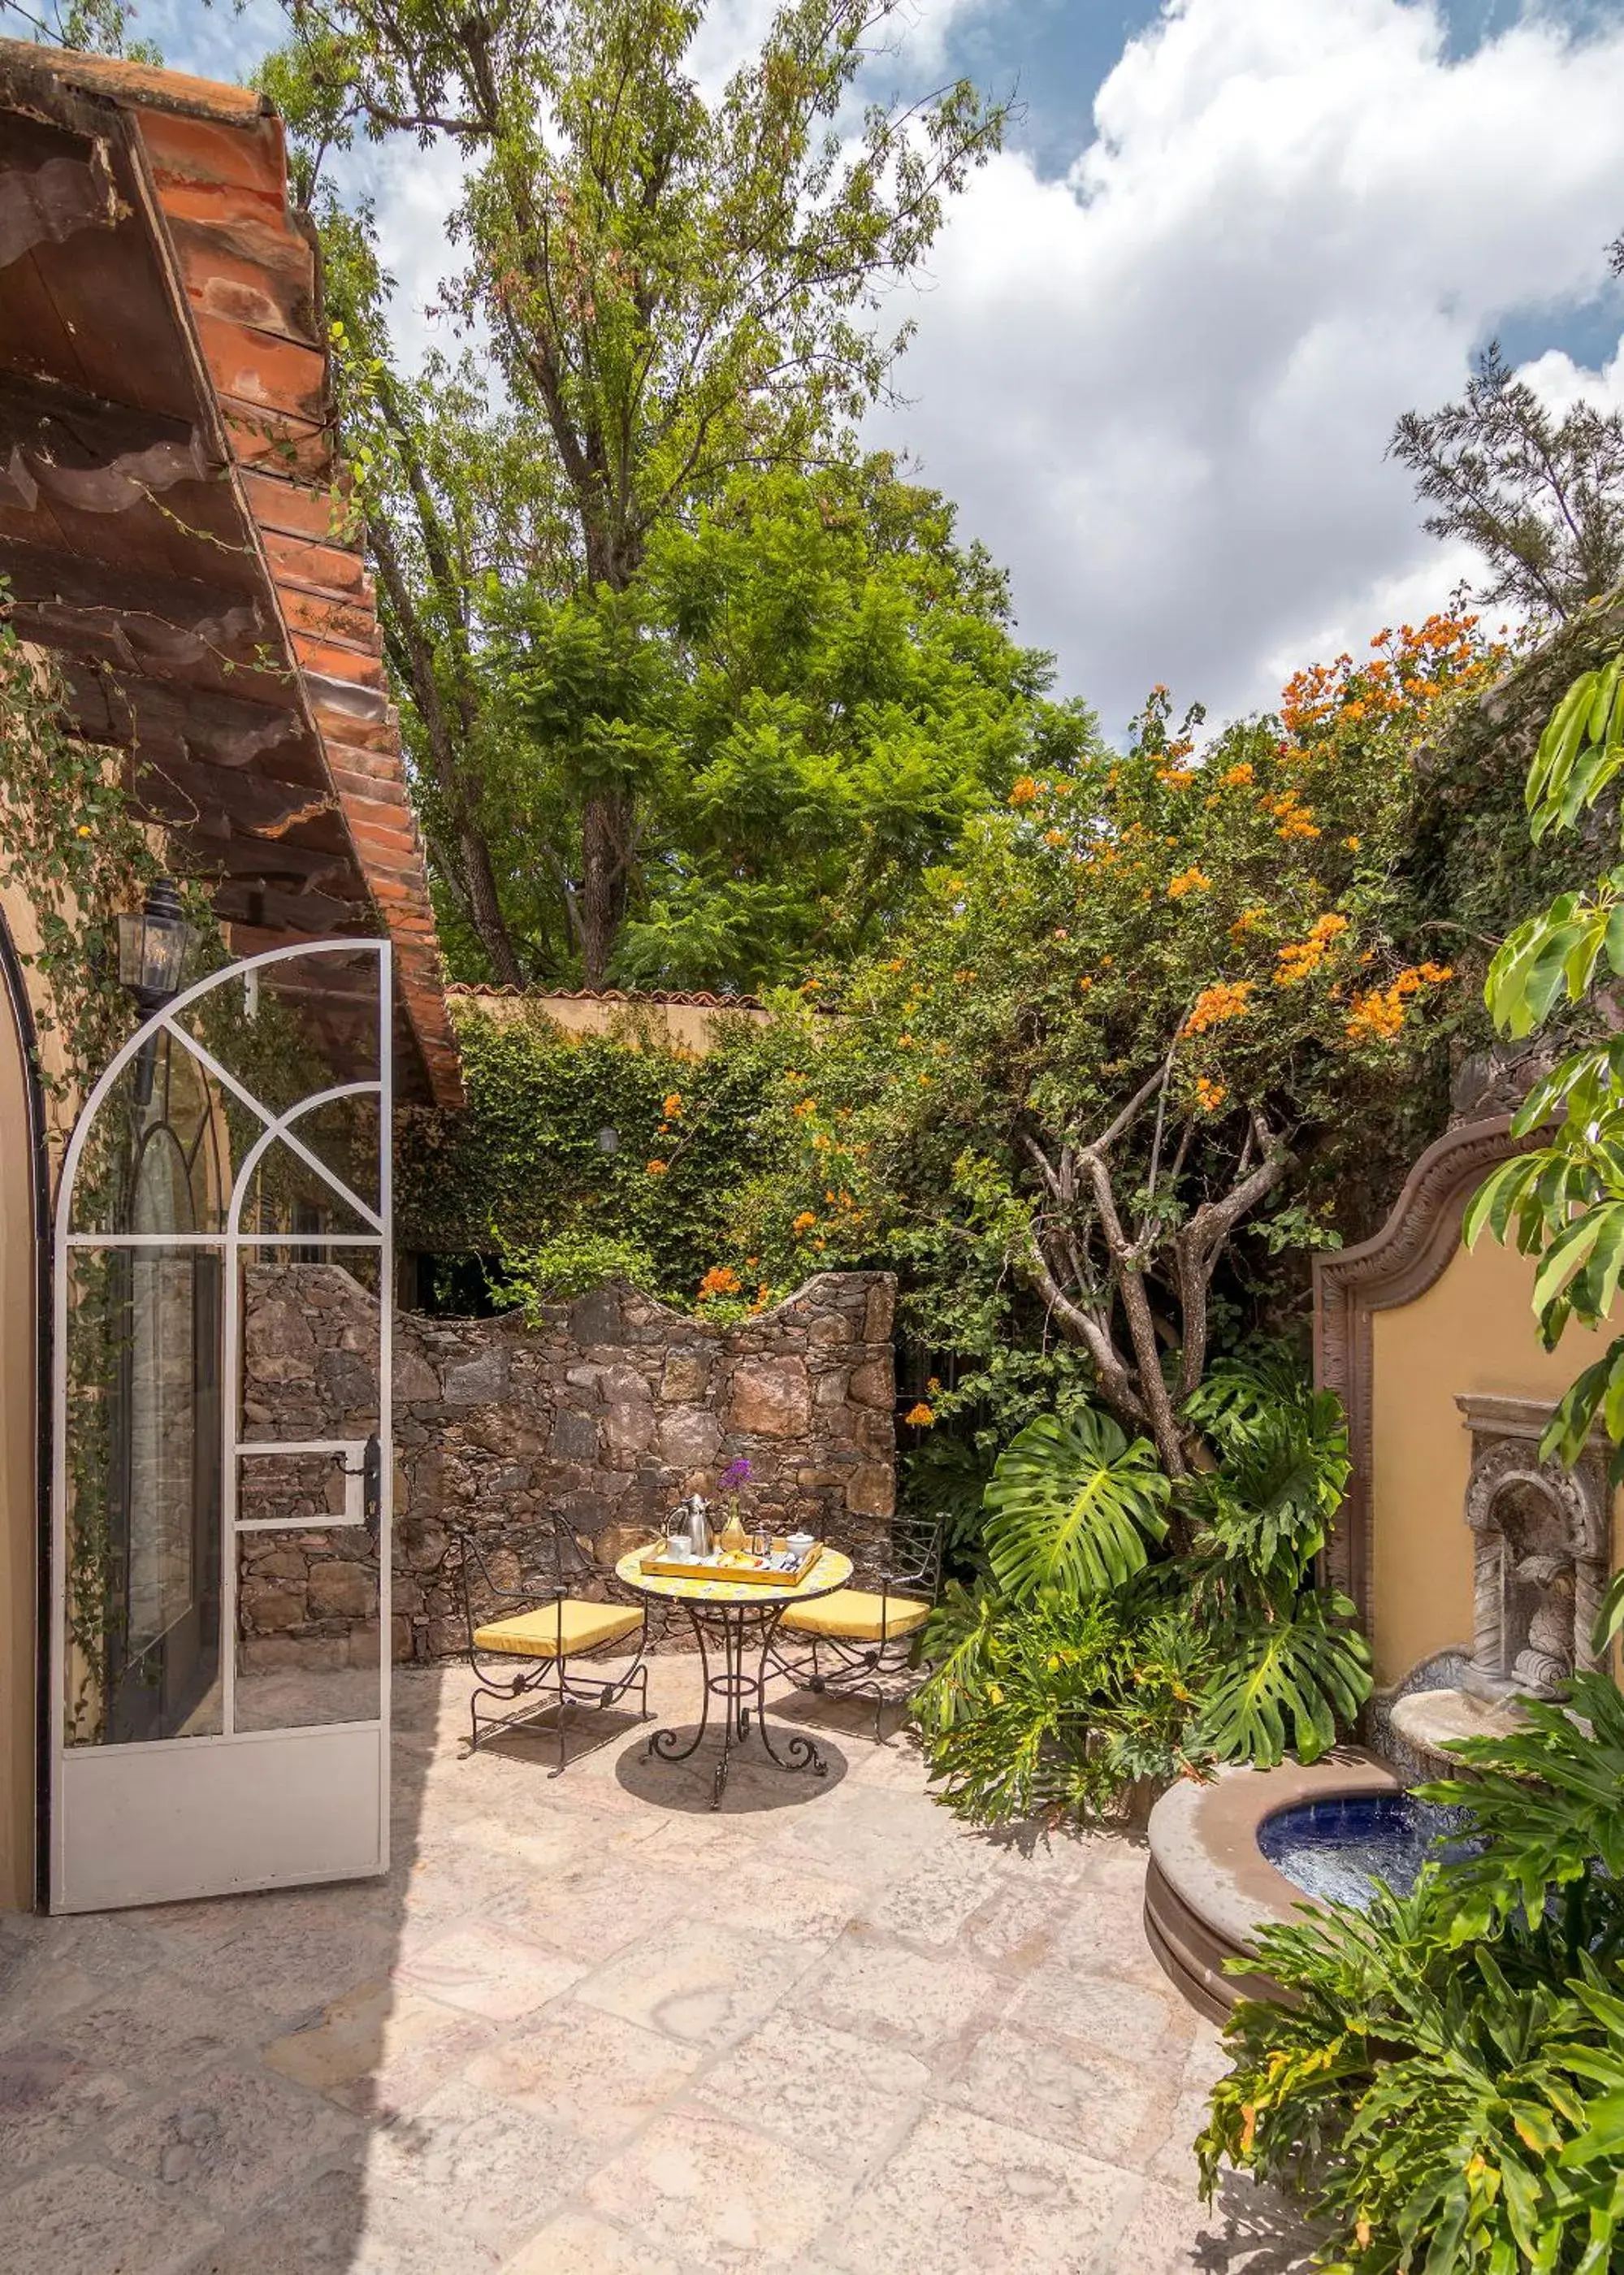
[
  {"left": 117, "top": 876, "right": 193, "bottom": 1107},
  {"left": 116, "top": 875, "right": 192, "bottom": 1015}
]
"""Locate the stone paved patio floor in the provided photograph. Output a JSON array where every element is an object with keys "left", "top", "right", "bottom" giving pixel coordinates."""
[{"left": 0, "top": 1658, "right": 1316, "bottom": 2273}]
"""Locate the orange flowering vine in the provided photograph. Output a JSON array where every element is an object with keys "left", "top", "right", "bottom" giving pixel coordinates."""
[
  {"left": 1167, "top": 865, "right": 1210, "bottom": 899},
  {"left": 697, "top": 1265, "right": 742, "bottom": 1302},
  {"left": 645, "top": 1159, "right": 669, "bottom": 1176},
  {"left": 1009, "top": 775, "right": 1039, "bottom": 807},
  {"left": 1184, "top": 981, "right": 1255, "bottom": 1035},
  {"left": 1344, "top": 962, "right": 1453, "bottom": 1042},
  {"left": 903, "top": 1402, "right": 936, "bottom": 1428},
  {"left": 1274, "top": 912, "right": 1349, "bottom": 986},
  {"left": 1194, "top": 1075, "right": 1228, "bottom": 1112}
]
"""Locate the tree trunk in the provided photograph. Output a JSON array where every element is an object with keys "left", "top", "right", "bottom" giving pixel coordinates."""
[{"left": 579, "top": 791, "right": 633, "bottom": 987}]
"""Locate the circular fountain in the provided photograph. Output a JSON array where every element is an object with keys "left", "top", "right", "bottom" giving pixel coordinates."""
[{"left": 1143, "top": 1750, "right": 1399, "bottom": 2021}]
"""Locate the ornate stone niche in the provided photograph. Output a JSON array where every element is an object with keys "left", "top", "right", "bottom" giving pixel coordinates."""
[{"left": 1457, "top": 1394, "right": 1609, "bottom": 1702}]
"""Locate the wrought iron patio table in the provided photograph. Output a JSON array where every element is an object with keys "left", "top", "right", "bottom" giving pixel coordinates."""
[{"left": 615, "top": 1546, "right": 854, "bottom": 1807}]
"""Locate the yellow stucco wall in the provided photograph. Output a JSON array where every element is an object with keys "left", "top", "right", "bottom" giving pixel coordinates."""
[
  {"left": 1370, "top": 1233, "right": 1624, "bottom": 1691},
  {"left": 0, "top": 951, "right": 37, "bottom": 1908}
]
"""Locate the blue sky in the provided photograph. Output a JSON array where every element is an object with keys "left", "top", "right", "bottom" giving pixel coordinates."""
[{"left": 23, "top": 0, "right": 1624, "bottom": 726}]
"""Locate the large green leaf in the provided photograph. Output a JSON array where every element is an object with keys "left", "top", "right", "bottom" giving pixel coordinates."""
[
  {"left": 1197, "top": 1586, "right": 1371, "bottom": 1766},
  {"left": 981, "top": 1407, "right": 1169, "bottom": 1601}
]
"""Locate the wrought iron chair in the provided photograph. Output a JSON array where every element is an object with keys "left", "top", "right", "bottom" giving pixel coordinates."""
[
  {"left": 443, "top": 1518, "right": 655, "bottom": 1771},
  {"left": 765, "top": 1510, "right": 946, "bottom": 1740}
]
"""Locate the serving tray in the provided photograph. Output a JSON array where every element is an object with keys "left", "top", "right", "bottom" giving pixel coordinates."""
[{"left": 638, "top": 1540, "right": 822, "bottom": 1588}]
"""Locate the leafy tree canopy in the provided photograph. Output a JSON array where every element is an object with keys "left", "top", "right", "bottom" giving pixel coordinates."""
[
  {"left": 262, "top": 0, "right": 1006, "bottom": 982},
  {"left": 488, "top": 458, "right": 1093, "bottom": 990}
]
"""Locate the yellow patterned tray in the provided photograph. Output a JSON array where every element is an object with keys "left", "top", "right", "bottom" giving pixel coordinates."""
[{"left": 639, "top": 1540, "right": 821, "bottom": 1588}]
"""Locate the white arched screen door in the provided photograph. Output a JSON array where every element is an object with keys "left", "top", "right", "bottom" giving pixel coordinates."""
[{"left": 50, "top": 942, "right": 393, "bottom": 1911}]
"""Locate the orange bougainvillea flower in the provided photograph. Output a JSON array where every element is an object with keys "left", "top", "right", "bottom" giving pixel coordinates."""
[
  {"left": 1184, "top": 981, "right": 1255, "bottom": 1034},
  {"left": 1009, "top": 775, "right": 1039, "bottom": 806},
  {"left": 1220, "top": 761, "right": 1254, "bottom": 789},
  {"left": 646, "top": 1159, "right": 669, "bottom": 1176},
  {"left": 697, "top": 1265, "right": 742, "bottom": 1301},
  {"left": 1168, "top": 866, "right": 1210, "bottom": 899},
  {"left": 1194, "top": 1075, "right": 1228, "bottom": 1112},
  {"left": 791, "top": 1096, "right": 818, "bottom": 1118},
  {"left": 1042, "top": 827, "right": 1068, "bottom": 847},
  {"left": 1345, "top": 962, "right": 1453, "bottom": 1042},
  {"left": 791, "top": 1210, "right": 817, "bottom": 1236},
  {"left": 1230, "top": 907, "right": 1266, "bottom": 942},
  {"left": 903, "top": 1402, "right": 936, "bottom": 1428},
  {"left": 1274, "top": 911, "right": 1350, "bottom": 986},
  {"left": 661, "top": 1091, "right": 683, "bottom": 1119}
]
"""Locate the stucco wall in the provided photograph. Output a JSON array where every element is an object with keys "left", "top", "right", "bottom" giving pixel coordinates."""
[
  {"left": 1369, "top": 1233, "right": 1624, "bottom": 1690},
  {"left": 0, "top": 931, "right": 38, "bottom": 1908}
]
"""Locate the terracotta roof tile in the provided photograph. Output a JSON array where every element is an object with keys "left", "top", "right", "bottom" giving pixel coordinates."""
[{"left": 448, "top": 984, "right": 771, "bottom": 1012}]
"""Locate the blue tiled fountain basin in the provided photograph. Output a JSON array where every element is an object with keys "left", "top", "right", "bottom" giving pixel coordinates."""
[{"left": 1258, "top": 1791, "right": 1479, "bottom": 1909}]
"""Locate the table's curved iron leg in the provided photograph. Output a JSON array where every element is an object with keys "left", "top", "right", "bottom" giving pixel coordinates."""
[
  {"left": 753, "top": 1605, "right": 828, "bottom": 1779},
  {"left": 646, "top": 1605, "right": 712, "bottom": 1764}
]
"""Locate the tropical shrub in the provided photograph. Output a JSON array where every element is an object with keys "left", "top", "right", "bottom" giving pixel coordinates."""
[
  {"left": 1198, "top": 1671, "right": 1624, "bottom": 2274},
  {"left": 911, "top": 1350, "right": 1371, "bottom": 1824},
  {"left": 724, "top": 619, "right": 1501, "bottom": 1468},
  {"left": 1462, "top": 636, "right": 1624, "bottom": 1658}
]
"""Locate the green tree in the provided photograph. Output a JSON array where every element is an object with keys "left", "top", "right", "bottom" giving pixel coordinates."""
[
  {"left": 265, "top": 0, "right": 1004, "bottom": 981},
  {"left": 1392, "top": 342, "right": 1624, "bottom": 626},
  {"left": 494, "top": 458, "right": 1090, "bottom": 990}
]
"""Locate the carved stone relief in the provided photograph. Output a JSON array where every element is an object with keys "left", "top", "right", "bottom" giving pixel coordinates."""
[{"left": 1457, "top": 1395, "right": 1609, "bottom": 1702}]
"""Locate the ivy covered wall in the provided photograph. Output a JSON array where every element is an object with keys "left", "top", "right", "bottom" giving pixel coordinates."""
[{"left": 394, "top": 999, "right": 799, "bottom": 1300}]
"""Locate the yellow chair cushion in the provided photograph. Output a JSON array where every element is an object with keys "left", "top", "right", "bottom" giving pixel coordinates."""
[
  {"left": 473, "top": 1600, "right": 643, "bottom": 1660},
  {"left": 779, "top": 1588, "right": 931, "bottom": 1644}
]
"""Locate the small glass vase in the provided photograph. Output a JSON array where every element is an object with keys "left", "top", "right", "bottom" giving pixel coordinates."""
[{"left": 718, "top": 1501, "right": 750, "bottom": 1560}]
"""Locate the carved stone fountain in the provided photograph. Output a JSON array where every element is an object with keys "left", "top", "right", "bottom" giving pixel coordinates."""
[{"left": 1456, "top": 1393, "right": 1609, "bottom": 1702}]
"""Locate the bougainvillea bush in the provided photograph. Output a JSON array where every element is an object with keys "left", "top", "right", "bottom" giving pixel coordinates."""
[{"left": 724, "top": 615, "right": 1502, "bottom": 1464}]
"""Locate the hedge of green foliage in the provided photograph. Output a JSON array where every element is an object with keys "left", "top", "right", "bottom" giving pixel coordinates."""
[{"left": 393, "top": 1001, "right": 795, "bottom": 1304}]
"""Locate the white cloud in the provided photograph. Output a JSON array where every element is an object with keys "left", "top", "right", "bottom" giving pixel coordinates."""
[
  {"left": 869, "top": 0, "right": 1624, "bottom": 728},
  {"left": 1518, "top": 333, "right": 1624, "bottom": 418}
]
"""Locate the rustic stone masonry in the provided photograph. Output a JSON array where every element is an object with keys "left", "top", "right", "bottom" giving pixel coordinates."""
[{"left": 238, "top": 1264, "right": 897, "bottom": 1669}]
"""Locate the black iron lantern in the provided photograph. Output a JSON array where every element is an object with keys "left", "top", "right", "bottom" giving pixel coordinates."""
[{"left": 116, "top": 876, "right": 192, "bottom": 1014}]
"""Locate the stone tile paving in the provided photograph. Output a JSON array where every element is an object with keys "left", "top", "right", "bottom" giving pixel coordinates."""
[{"left": 0, "top": 1658, "right": 1316, "bottom": 2273}]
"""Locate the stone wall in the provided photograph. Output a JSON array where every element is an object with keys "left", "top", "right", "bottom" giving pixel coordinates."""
[{"left": 238, "top": 1264, "right": 897, "bottom": 1669}]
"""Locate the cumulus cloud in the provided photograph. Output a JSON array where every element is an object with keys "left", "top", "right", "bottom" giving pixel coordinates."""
[{"left": 870, "top": 0, "right": 1624, "bottom": 727}]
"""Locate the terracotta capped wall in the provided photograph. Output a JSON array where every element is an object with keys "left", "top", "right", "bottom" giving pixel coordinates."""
[{"left": 238, "top": 1264, "right": 897, "bottom": 1670}]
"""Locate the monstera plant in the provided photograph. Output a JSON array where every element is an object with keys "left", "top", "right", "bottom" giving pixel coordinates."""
[{"left": 912, "top": 1350, "right": 1371, "bottom": 1823}]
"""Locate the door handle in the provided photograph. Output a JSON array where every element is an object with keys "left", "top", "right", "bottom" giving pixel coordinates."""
[
  {"left": 362, "top": 1433, "right": 381, "bottom": 1542},
  {"left": 335, "top": 1435, "right": 383, "bottom": 1539}
]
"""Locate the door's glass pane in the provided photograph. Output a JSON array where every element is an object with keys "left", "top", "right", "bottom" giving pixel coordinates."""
[
  {"left": 239, "top": 1257, "right": 381, "bottom": 1444},
  {"left": 236, "top": 1523, "right": 382, "bottom": 1731},
  {"left": 236, "top": 1124, "right": 381, "bottom": 1242},
  {"left": 68, "top": 1035, "right": 227, "bottom": 1237},
  {"left": 177, "top": 947, "right": 383, "bottom": 1113},
  {"left": 62, "top": 1248, "right": 223, "bottom": 1745}
]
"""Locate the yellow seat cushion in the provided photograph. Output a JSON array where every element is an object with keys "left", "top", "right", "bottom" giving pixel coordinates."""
[
  {"left": 779, "top": 1588, "right": 931, "bottom": 1644},
  {"left": 473, "top": 1600, "right": 643, "bottom": 1660}
]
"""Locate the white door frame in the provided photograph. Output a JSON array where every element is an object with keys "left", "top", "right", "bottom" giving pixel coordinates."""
[{"left": 49, "top": 940, "right": 393, "bottom": 1912}]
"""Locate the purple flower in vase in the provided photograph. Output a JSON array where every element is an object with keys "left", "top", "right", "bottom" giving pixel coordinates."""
[{"left": 719, "top": 1457, "right": 752, "bottom": 1491}]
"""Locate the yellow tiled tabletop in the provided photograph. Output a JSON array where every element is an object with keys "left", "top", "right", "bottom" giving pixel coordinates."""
[{"left": 615, "top": 1545, "right": 853, "bottom": 1607}]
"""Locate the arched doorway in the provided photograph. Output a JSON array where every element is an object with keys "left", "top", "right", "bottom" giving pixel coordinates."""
[{"left": 51, "top": 942, "right": 394, "bottom": 1912}]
